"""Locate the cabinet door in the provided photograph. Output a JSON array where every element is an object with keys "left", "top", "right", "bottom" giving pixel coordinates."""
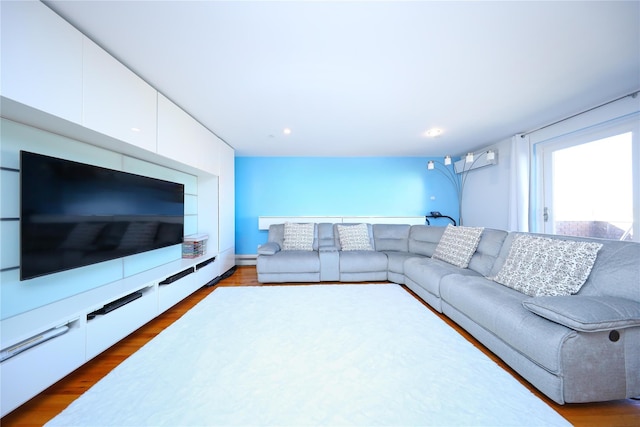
[
  {"left": 198, "top": 125, "right": 221, "bottom": 176},
  {"left": 1, "top": 1, "right": 83, "bottom": 124},
  {"left": 157, "top": 94, "right": 220, "bottom": 174},
  {"left": 219, "top": 142, "right": 235, "bottom": 256},
  {"left": 82, "top": 38, "right": 157, "bottom": 152}
]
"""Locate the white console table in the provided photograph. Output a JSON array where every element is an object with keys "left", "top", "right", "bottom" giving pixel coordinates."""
[{"left": 258, "top": 216, "right": 426, "bottom": 230}]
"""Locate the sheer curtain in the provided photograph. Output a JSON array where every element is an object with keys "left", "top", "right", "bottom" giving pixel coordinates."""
[{"left": 507, "top": 134, "right": 532, "bottom": 232}]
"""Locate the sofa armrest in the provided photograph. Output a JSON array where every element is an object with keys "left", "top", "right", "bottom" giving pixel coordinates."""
[
  {"left": 257, "top": 242, "right": 281, "bottom": 255},
  {"left": 319, "top": 245, "right": 339, "bottom": 253},
  {"left": 522, "top": 295, "right": 640, "bottom": 332}
]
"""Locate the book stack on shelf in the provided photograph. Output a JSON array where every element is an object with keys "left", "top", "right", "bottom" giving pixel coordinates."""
[{"left": 182, "top": 234, "right": 208, "bottom": 259}]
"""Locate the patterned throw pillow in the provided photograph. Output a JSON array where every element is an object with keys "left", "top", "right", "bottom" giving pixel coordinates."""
[
  {"left": 282, "top": 222, "right": 315, "bottom": 251},
  {"left": 432, "top": 225, "right": 484, "bottom": 268},
  {"left": 337, "top": 223, "right": 373, "bottom": 251},
  {"left": 491, "top": 235, "right": 603, "bottom": 297}
]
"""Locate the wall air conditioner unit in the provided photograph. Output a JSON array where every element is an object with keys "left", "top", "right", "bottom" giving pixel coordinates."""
[{"left": 454, "top": 149, "right": 498, "bottom": 174}]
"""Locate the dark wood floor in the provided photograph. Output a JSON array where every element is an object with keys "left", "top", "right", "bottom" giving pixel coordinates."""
[{"left": 2, "top": 266, "right": 639, "bottom": 426}]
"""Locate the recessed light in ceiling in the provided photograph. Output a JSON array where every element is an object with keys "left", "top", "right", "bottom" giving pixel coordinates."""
[
  {"left": 283, "top": 128, "right": 292, "bottom": 135},
  {"left": 424, "top": 128, "right": 443, "bottom": 137}
]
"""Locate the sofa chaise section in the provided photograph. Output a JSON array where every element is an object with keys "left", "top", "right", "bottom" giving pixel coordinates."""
[{"left": 439, "top": 233, "right": 640, "bottom": 404}]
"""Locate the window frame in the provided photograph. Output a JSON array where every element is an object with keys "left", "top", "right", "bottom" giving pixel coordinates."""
[{"left": 533, "top": 114, "right": 640, "bottom": 241}]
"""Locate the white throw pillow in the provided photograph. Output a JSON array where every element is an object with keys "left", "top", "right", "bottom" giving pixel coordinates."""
[
  {"left": 432, "top": 225, "right": 484, "bottom": 268},
  {"left": 282, "top": 222, "right": 315, "bottom": 251},
  {"left": 337, "top": 223, "right": 373, "bottom": 251},
  {"left": 492, "top": 235, "right": 603, "bottom": 297}
]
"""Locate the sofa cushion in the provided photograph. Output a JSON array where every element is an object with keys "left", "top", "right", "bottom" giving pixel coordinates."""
[
  {"left": 282, "top": 222, "right": 315, "bottom": 251},
  {"left": 256, "top": 250, "right": 320, "bottom": 273},
  {"left": 523, "top": 296, "right": 640, "bottom": 332},
  {"left": 337, "top": 223, "right": 373, "bottom": 251},
  {"left": 432, "top": 225, "right": 484, "bottom": 268},
  {"left": 384, "top": 251, "right": 422, "bottom": 274},
  {"left": 492, "top": 235, "right": 603, "bottom": 297},
  {"left": 409, "top": 225, "right": 445, "bottom": 256},
  {"left": 257, "top": 242, "right": 280, "bottom": 255},
  {"left": 404, "top": 257, "right": 481, "bottom": 298},
  {"left": 440, "top": 275, "right": 576, "bottom": 374},
  {"left": 573, "top": 239, "right": 640, "bottom": 301},
  {"left": 338, "top": 250, "right": 388, "bottom": 273},
  {"left": 373, "top": 224, "right": 410, "bottom": 252},
  {"left": 467, "top": 228, "right": 508, "bottom": 276}
]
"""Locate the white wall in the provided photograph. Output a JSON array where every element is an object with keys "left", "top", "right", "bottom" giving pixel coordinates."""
[
  {"left": 461, "top": 93, "right": 640, "bottom": 231},
  {"left": 459, "top": 138, "right": 512, "bottom": 229}
]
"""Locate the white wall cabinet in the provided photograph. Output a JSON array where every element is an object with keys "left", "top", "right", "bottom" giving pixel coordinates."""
[
  {"left": 219, "top": 142, "right": 236, "bottom": 273},
  {"left": 0, "top": 1, "right": 235, "bottom": 417},
  {"left": 0, "top": 258, "right": 216, "bottom": 417},
  {"left": 85, "top": 284, "right": 157, "bottom": 360},
  {"left": 157, "top": 94, "right": 221, "bottom": 175},
  {"left": 0, "top": 319, "right": 85, "bottom": 418},
  {"left": 0, "top": 1, "right": 83, "bottom": 124},
  {"left": 82, "top": 38, "right": 158, "bottom": 153}
]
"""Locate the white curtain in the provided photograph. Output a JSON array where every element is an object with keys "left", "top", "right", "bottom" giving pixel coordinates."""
[{"left": 507, "top": 134, "right": 531, "bottom": 231}]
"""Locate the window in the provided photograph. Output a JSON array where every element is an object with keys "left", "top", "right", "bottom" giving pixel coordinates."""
[{"left": 536, "top": 118, "right": 639, "bottom": 241}]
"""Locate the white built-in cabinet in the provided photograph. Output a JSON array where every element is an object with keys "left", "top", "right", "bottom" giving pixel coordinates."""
[
  {"left": 82, "top": 38, "right": 158, "bottom": 152},
  {"left": 218, "top": 142, "right": 236, "bottom": 273},
  {"left": 1, "top": 257, "right": 218, "bottom": 416},
  {"left": 0, "top": 1, "right": 235, "bottom": 418},
  {"left": 0, "top": 1, "right": 83, "bottom": 124},
  {"left": 157, "top": 94, "right": 220, "bottom": 175}
]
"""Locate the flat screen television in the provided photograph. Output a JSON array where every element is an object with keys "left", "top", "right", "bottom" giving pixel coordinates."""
[{"left": 20, "top": 151, "right": 185, "bottom": 280}]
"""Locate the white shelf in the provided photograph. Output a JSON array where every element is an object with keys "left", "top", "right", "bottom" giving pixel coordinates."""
[
  {"left": 0, "top": 255, "right": 220, "bottom": 417},
  {"left": 258, "top": 216, "right": 426, "bottom": 230}
]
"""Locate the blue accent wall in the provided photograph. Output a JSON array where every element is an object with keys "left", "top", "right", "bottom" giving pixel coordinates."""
[{"left": 235, "top": 157, "right": 459, "bottom": 254}]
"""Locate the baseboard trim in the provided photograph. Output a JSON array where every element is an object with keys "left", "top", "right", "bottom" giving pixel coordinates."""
[{"left": 235, "top": 254, "right": 257, "bottom": 266}]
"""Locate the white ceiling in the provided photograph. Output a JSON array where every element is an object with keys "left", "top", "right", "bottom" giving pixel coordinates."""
[{"left": 44, "top": 1, "right": 640, "bottom": 157}]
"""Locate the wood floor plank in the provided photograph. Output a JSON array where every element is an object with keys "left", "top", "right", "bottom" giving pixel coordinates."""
[{"left": 2, "top": 266, "right": 638, "bottom": 426}]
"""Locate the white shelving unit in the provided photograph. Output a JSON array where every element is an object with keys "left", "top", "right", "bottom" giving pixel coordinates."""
[
  {"left": 0, "top": 255, "right": 218, "bottom": 416},
  {"left": 0, "top": 1, "right": 235, "bottom": 418}
]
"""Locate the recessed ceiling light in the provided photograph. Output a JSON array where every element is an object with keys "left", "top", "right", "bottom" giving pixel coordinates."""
[
  {"left": 283, "top": 128, "right": 292, "bottom": 135},
  {"left": 424, "top": 128, "right": 443, "bottom": 137}
]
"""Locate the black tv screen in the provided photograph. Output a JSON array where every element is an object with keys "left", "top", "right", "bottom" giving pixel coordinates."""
[{"left": 20, "top": 151, "right": 185, "bottom": 280}]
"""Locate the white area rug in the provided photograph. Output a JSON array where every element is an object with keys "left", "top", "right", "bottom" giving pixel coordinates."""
[{"left": 47, "top": 284, "right": 569, "bottom": 426}]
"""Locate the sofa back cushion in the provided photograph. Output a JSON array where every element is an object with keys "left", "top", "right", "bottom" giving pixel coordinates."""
[
  {"left": 408, "top": 225, "right": 446, "bottom": 256},
  {"left": 373, "top": 224, "right": 410, "bottom": 252},
  {"left": 467, "top": 228, "right": 509, "bottom": 276},
  {"left": 490, "top": 232, "right": 640, "bottom": 302},
  {"left": 577, "top": 239, "right": 639, "bottom": 302}
]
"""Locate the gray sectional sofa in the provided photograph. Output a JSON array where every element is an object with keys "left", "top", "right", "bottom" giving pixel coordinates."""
[{"left": 257, "top": 222, "right": 640, "bottom": 404}]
